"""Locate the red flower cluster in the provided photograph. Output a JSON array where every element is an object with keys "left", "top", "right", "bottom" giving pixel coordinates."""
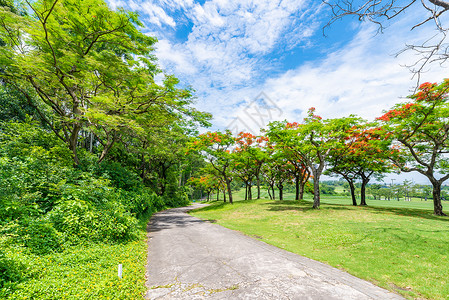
[
  {"left": 306, "top": 107, "right": 322, "bottom": 122},
  {"left": 376, "top": 103, "right": 418, "bottom": 121},
  {"left": 286, "top": 122, "right": 300, "bottom": 129},
  {"left": 256, "top": 136, "right": 269, "bottom": 143}
]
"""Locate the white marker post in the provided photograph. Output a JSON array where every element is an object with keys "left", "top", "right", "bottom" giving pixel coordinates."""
[{"left": 118, "top": 264, "right": 123, "bottom": 279}]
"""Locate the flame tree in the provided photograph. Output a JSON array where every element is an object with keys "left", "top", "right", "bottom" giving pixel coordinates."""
[
  {"left": 267, "top": 122, "right": 310, "bottom": 201},
  {"left": 189, "top": 130, "right": 235, "bottom": 203},
  {"left": 234, "top": 132, "right": 268, "bottom": 200},
  {"left": 268, "top": 108, "right": 358, "bottom": 209},
  {"left": 377, "top": 80, "right": 449, "bottom": 216},
  {"left": 326, "top": 122, "right": 392, "bottom": 206}
]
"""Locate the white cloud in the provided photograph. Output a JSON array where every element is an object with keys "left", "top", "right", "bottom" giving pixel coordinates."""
[
  {"left": 261, "top": 21, "right": 448, "bottom": 124},
  {"left": 117, "top": 0, "right": 448, "bottom": 139},
  {"left": 155, "top": 39, "right": 197, "bottom": 75},
  {"left": 133, "top": 0, "right": 320, "bottom": 132},
  {"left": 139, "top": 1, "right": 176, "bottom": 27}
]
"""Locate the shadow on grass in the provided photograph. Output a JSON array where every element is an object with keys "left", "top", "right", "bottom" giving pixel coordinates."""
[
  {"left": 264, "top": 200, "right": 354, "bottom": 213},
  {"left": 362, "top": 205, "right": 449, "bottom": 222},
  {"left": 189, "top": 201, "right": 227, "bottom": 212},
  {"left": 264, "top": 199, "right": 449, "bottom": 222}
]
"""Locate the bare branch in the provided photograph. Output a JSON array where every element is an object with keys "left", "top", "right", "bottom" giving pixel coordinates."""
[{"left": 323, "top": 0, "right": 449, "bottom": 81}]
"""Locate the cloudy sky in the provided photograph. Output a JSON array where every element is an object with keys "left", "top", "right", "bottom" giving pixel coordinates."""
[
  {"left": 105, "top": 0, "right": 446, "bottom": 133},
  {"left": 107, "top": 0, "right": 447, "bottom": 183}
]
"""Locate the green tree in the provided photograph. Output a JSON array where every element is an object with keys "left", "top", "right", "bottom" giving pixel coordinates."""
[
  {"left": 327, "top": 123, "right": 391, "bottom": 206},
  {"left": 188, "top": 174, "right": 219, "bottom": 201},
  {"left": 269, "top": 108, "right": 358, "bottom": 209},
  {"left": 0, "top": 0, "right": 200, "bottom": 165},
  {"left": 190, "top": 130, "right": 235, "bottom": 203},
  {"left": 377, "top": 80, "right": 449, "bottom": 215},
  {"left": 233, "top": 132, "right": 268, "bottom": 200},
  {"left": 267, "top": 124, "right": 310, "bottom": 201}
]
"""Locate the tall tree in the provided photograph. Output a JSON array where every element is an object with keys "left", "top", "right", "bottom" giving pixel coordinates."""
[
  {"left": 377, "top": 80, "right": 449, "bottom": 215},
  {"left": 0, "top": 0, "right": 201, "bottom": 165},
  {"left": 234, "top": 132, "right": 268, "bottom": 200},
  {"left": 268, "top": 123, "right": 311, "bottom": 201},
  {"left": 269, "top": 109, "right": 358, "bottom": 209},
  {"left": 190, "top": 130, "right": 235, "bottom": 203},
  {"left": 327, "top": 123, "right": 391, "bottom": 206}
]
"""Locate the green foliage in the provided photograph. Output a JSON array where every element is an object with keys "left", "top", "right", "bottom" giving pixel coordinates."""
[
  {"left": 94, "top": 161, "right": 142, "bottom": 191},
  {"left": 19, "top": 219, "right": 62, "bottom": 255},
  {"left": 0, "top": 0, "right": 206, "bottom": 298},
  {"left": 0, "top": 0, "right": 210, "bottom": 165},
  {"left": 0, "top": 250, "right": 24, "bottom": 290},
  {"left": 162, "top": 190, "right": 190, "bottom": 208},
  {"left": 1, "top": 231, "right": 149, "bottom": 299},
  {"left": 320, "top": 184, "right": 337, "bottom": 195}
]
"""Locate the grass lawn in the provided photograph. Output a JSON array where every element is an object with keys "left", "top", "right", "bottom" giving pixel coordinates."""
[
  {"left": 1, "top": 217, "right": 151, "bottom": 299},
  {"left": 191, "top": 194, "right": 449, "bottom": 300}
]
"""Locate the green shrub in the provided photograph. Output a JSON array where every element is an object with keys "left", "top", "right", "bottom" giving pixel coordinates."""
[
  {"left": 119, "top": 190, "right": 157, "bottom": 217},
  {"left": 0, "top": 250, "right": 24, "bottom": 290},
  {"left": 163, "top": 190, "right": 190, "bottom": 208},
  {"left": 94, "top": 161, "right": 142, "bottom": 191},
  {"left": 19, "top": 219, "right": 62, "bottom": 255},
  {"left": 48, "top": 199, "right": 138, "bottom": 244}
]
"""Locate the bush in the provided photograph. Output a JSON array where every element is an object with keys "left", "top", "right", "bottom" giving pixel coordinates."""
[
  {"left": 94, "top": 161, "right": 142, "bottom": 191},
  {"left": 48, "top": 199, "right": 138, "bottom": 244},
  {"left": 0, "top": 250, "right": 24, "bottom": 289},
  {"left": 119, "top": 190, "right": 163, "bottom": 217},
  {"left": 19, "top": 218, "right": 62, "bottom": 255},
  {"left": 162, "top": 190, "right": 190, "bottom": 208}
]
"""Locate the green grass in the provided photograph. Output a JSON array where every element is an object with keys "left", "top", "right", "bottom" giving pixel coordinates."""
[
  {"left": 226, "top": 187, "right": 437, "bottom": 210},
  {"left": 190, "top": 196, "right": 449, "bottom": 300},
  {"left": 1, "top": 216, "right": 152, "bottom": 299}
]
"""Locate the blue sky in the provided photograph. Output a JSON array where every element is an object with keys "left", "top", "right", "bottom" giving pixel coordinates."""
[{"left": 107, "top": 0, "right": 446, "bottom": 183}]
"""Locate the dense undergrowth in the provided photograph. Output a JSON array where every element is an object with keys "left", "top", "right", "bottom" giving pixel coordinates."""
[{"left": 0, "top": 120, "right": 189, "bottom": 298}]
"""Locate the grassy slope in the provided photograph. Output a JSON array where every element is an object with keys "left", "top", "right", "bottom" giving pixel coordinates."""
[
  {"left": 192, "top": 193, "right": 449, "bottom": 300},
  {"left": 2, "top": 216, "right": 151, "bottom": 299}
]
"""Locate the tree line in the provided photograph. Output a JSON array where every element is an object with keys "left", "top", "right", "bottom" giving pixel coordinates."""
[{"left": 189, "top": 80, "right": 449, "bottom": 216}]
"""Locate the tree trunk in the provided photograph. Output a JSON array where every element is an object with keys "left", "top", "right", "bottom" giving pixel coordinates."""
[
  {"left": 223, "top": 188, "right": 226, "bottom": 202},
  {"left": 312, "top": 174, "right": 320, "bottom": 209},
  {"left": 257, "top": 176, "right": 261, "bottom": 199},
  {"left": 360, "top": 179, "right": 369, "bottom": 206},
  {"left": 295, "top": 175, "right": 300, "bottom": 200},
  {"left": 431, "top": 180, "right": 446, "bottom": 216},
  {"left": 216, "top": 189, "right": 219, "bottom": 201},
  {"left": 245, "top": 184, "right": 248, "bottom": 201},
  {"left": 248, "top": 183, "right": 252, "bottom": 200},
  {"left": 268, "top": 187, "right": 272, "bottom": 200},
  {"left": 89, "top": 132, "right": 93, "bottom": 153},
  {"left": 278, "top": 183, "right": 283, "bottom": 201},
  {"left": 345, "top": 177, "right": 357, "bottom": 206},
  {"left": 271, "top": 185, "right": 276, "bottom": 200},
  {"left": 207, "top": 192, "right": 210, "bottom": 201},
  {"left": 226, "top": 178, "right": 233, "bottom": 204},
  {"left": 98, "top": 132, "right": 117, "bottom": 164},
  {"left": 299, "top": 170, "right": 310, "bottom": 201},
  {"left": 299, "top": 181, "right": 305, "bottom": 200}
]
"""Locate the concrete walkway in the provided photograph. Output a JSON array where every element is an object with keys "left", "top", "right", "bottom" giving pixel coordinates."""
[{"left": 145, "top": 204, "right": 403, "bottom": 299}]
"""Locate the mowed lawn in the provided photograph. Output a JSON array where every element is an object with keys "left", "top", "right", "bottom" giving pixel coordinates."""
[{"left": 190, "top": 196, "right": 449, "bottom": 300}]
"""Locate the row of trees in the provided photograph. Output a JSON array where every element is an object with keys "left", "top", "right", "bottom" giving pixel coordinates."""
[{"left": 189, "top": 80, "right": 449, "bottom": 216}]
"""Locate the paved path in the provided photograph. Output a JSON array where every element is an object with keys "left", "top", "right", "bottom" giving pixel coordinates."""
[{"left": 145, "top": 204, "right": 403, "bottom": 299}]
